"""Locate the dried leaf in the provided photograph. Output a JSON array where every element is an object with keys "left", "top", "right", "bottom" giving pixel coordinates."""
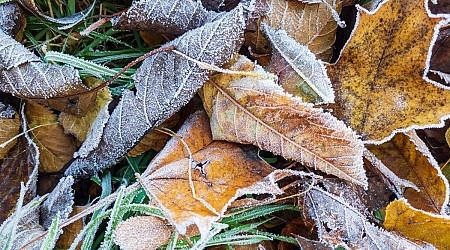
[
  {"left": 305, "top": 186, "right": 433, "bottom": 249},
  {"left": 114, "top": 0, "right": 219, "bottom": 35},
  {"left": 55, "top": 206, "right": 85, "bottom": 250},
  {"left": 59, "top": 85, "right": 112, "bottom": 142},
  {"left": 203, "top": 55, "right": 367, "bottom": 187},
  {"left": 264, "top": 0, "right": 342, "bottom": 61},
  {"left": 26, "top": 101, "right": 77, "bottom": 173},
  {"left": 127, "top": 113, "right": 180, "bottom": 157},
  {"left": 0, "top": 29, "right": 96, "bottom": 116},
  {"left": 328, "top": 0, "right": 450, "bottom": 143},
  {"left": 262, "top": 23, "right": 334, "bottom": 103},
  {"left": 295, "top": 235, "right": 331, "bottom": 250},
  {"left": 114, "top": 216, "right": 172, "bottom": 250},
  {"left": 367, "top": 131, "right": 450, "bottom": 214},
  {"left": 66, "top": 6, "right": 246, "bottom": 179},
  {"left": 40, "top": 176, "right": 74, "bottom": 229},
  {"left": 384, "top": 198, "right": 450, "bottom": 250},
  {"left": 144, "top": 110, "right": 212, "bottom": 175},
  {"left": 0, "top": 102, "right": 20, "bottom": 158},
  {"left": 0, "top": 1, "right": 23, "bottom": 37}
]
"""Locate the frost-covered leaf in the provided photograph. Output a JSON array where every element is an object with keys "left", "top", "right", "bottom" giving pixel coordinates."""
[
  {"left": 16, "top": 0, "right": 95, "bottom": 30},
  {"left": 264, "top": 0, "right": 342, "bottom": 61},
  {"left": 295, "top": 235, "right": 331, "bottom": 250},
  {"left": 367, "top": 131, "right": 450, "bottom": 214},
  {"left": 305, "top": 185, "right": 434, "bottom": 249},
  {"left": 0, "top": 30, "right": 97, "bottom": 116},
  {"left": 25, "top": 101, "right": 77, "bottom": 173},
  {"left": 40, "top": 176, "right": 74, "bottom": 229},
  {"left": 0, "top": 102, "right": 20, "bottom": 158},
  {"left": 65, "top": 6, "right": 246, "bottom": 179},
  {"left": 202, "top": 55, "right": 367, "bottom": 187},
  {"left": 328, "top": 0, "right": 450, "bottom": 143},
  {"left": 0, "top": 1, "right": 22, "bottom": 37},
  {"left": 114, "top": 216, "right": 172, "bottom": 250},
  {"left": 385, "top": 198, "right": 450, "bottom": 250},
  {"left": 59, "top": 82, "right": 112, "bottom": 142},
  {"left": 114, "top": 0, "right": 219, "bottom": 35},
  {"left": 262, "top": 24, "right": 334, "bottom": 104}
]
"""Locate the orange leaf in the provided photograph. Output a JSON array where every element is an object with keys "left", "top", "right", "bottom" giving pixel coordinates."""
[
  {"left": 385, "top": 198, "right": 450, "bottom": 249},
  {"left": 328, "top": 0, "right": 450, "bottom": 143}
]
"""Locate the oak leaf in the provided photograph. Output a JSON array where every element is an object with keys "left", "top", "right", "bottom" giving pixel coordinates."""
[
  {"left": 65, "top": 6, "right": 246, "bottom": 179},
  {"left": 26, "top": 101, "right": 77, "bottom": 173},
  {"left": 264, "top": 0, "right": 342, "bottom": 61},
  {"left": 328, "top": 0, "right": 450, "bottom": 143},
  {"left": 0, "top": 29, "right": 96, "bottom": 116},
  {"left": 202, "top": 55, "right": 367, "bottom": 187},
  {"left": 0, "top": 102, "right": 20, "bottom": 158},
  {"left": 384, "top": 198, "right": 450, "bottom": 250},
  {"left": 367, "top": 131, "right": 449, "bottom": 214}
]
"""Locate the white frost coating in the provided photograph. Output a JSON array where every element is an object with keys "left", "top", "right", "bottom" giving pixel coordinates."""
[
  {"left": 430, "top": 70, "right": 450, "bottom": 84},
  {"left": 262, "top": 23, "right": 335, "bottom": 104},
  {"left": 0, "top": 30, "right": 39, "bottom": 69},
  {"left": 299, "top": 0, "right": 345, "bottom": 28},
  {"left": 74, "top": 103, "right": 110, "bottom": 158},
  {"left": 40, "top": 176, "right": 74, "bottom": 229},
  {"left": 405, "top": 130, "right": 450, "bottom": 214},
  {"left": 306, "top": 187, "right": 436, "bottom": 249},
  {"left": 329, "top": 0, "right": 450, "bottom": 145}
]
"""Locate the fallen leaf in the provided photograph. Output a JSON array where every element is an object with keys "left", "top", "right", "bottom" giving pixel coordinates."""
[
  {"left": 305, "top": 185, "right": 433, "bottom": 249},
  {"left": 59, "top": 83, "right": 112, "bottom": 142},
  {"left": 367, "top": 131, "right": 449, "bottom": 214},
  {"left": 295, "top": 235, "right": 331, "bottom": 250},
  {"left": 26, "top": 101, "right": 77, "bottom": 173},
  {"left": 66, "top": 6, "right": 246, "bottom": 179},
  {"left": 0, "top": 1, "right": 23, "bottom": 37},
  {"left": 384, "top": 198, "right": 450, "bottom": 250},
  {"left": 262, "top": 23, "right": 334, "bottom": 103},
  {"left": 203, "top": 55, "right": 367, "bottom": 187},
  {"left": 0, "top": 29, "right": 97, "bottom": 116},
  {"left": 264, "top": 0, "right": 342, "bottom": 61},
  {"left": 328, "top": 0, "right": 450, "bottom": 143},
  {"left": 114, "top": 216, "right": 173, "bottom": 250},
  {"left": 56, "top": 206, "right": 85, "bottom": 250},
  {"left": 0, "top": 102, "right": 20, "bottom": 158},
  {"left": 127, "top": 113, "right": 180, "bottom": 157},
  {"left": 430, "top": 27, "right": 450, "bottom": 76},
  {"left": 40, "top": 176, "right": 74, "bottom": 229}
]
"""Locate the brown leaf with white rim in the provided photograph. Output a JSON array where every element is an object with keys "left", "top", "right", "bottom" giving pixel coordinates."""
[{"left": 202, "top": 55, "right": 367, "bottom": 187}]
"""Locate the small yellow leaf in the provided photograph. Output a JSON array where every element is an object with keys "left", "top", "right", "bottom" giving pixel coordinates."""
[
  {"left": 367, "top": 131, "right": 449, "bottom": 214},
  {"left": 385, "top": 198, "right": 450, "bottom": 250},
  {"left": 26, "top": 101, "right": 77, "bottom": 173},
  {"left": 0, "top": 104, "right": 20, "bottom": 159}
]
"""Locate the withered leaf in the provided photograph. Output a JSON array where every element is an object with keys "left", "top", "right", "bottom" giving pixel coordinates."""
[
  {"left": 384, "top": 198, "right": 450, "bottom": 250},
  {"left": 264, "top": 0, "right": 342, "bottom": 61},
  {"left": 0, "top": 29, "right": 96, "bottom": 116},
  {"left": 114, "top": 0, "right": 219, "bottom": 35},
  {"left": 0, "top": 102, "right": 20, "bottom": 159},
  {"left": 65, "top": 6, "right": 246, "bottom": 179},
  {"left": 328, "top": 0, "right": 450, "bottom": 143},
  {"left": 0, "top": 1, "right": 23, "bottom": 37},
  {"left": 262, "top": 23, "right": 334, "bottom": 103},
  {"left": 367, "top": 131, "right": 449, "bottom": 214},
  {"left": 305, "top": 185, "right": 433, "bottom": 249},
  {"left": 40, "top": 176, "right": 74, "bottom": 229},
  {"left": 202, "top": 56, "right": 367, "bottom": 187},
  {"left": 26, "top": 101, "right": 77, "bottom": 173}
]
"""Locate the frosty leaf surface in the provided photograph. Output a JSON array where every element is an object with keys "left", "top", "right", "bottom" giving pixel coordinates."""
[
  {"left": 305, "top": 186, "right": 433, "bottom": 249},
  {"left": 203, "top": 56, "right": 367, "bottom": 187},
  {"left": 0, "top": 1, "right": 22, "bottom": 36},
  {"left": 262, "top": 24, "right": 334, "bottom": 103},
  {"left": 0, "top": 30, "right": 96, "bottom": 116},
  {"left": 65, "top": 6, "right": 246, "bottom": 179},
  {"left": 327, "top": 0, "right": 450, "bottom": 142},
  {"left": 367, "top": 131, "right": 450, "bottom": 214},
  {"left": 40, "top": 176, "right": 74, "bottom": 229}
]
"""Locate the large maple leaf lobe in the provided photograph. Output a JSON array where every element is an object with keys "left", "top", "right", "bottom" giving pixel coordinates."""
[{"left": 328, "top": 0, "right": 450, "bottom": 143}]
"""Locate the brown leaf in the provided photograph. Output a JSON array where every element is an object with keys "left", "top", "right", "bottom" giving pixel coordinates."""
[
  {"left": 0, "top": 102, "right": 20, "bottom": 159},
  {"left": 114, "top": 216, "right": 172, "bottom": 250},
  {"left": 367, "top": 131, "right": 449, "bottom": 214},
  {"left": 56, "top": 206, "right": 85, "bottom": 250},
  {"left": 264, "top": 0, "right": 342, "bottom": 61},
  {"left": 0, "top": 29, "right": 96, "bottom": 116},
  {"left": 202, "top": 55, "right": 367, "bottom": 187},
  {"left": 384, "top": 198, "right": 450, "bottom": 250},
  {"left": 328, "top": 0, "right": 450, "bottom": 143},
  {"left": 26, "top": 101, "right": 77, "bottom": 173},
  {"left": 59, "top": 83, "right": 112, "bottom": 142},
  {"left": 127, "top": 113, "right": 180, "bottom": 157}
]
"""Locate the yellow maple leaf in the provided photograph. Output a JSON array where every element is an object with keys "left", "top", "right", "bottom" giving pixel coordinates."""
[{"left": 328, "top": 0, "right": 450, "bottom": 143}]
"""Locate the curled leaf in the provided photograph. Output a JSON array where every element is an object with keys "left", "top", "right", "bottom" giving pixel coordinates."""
[{"left": 203, "top": 56, "right": 367, "bottom": 187}]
